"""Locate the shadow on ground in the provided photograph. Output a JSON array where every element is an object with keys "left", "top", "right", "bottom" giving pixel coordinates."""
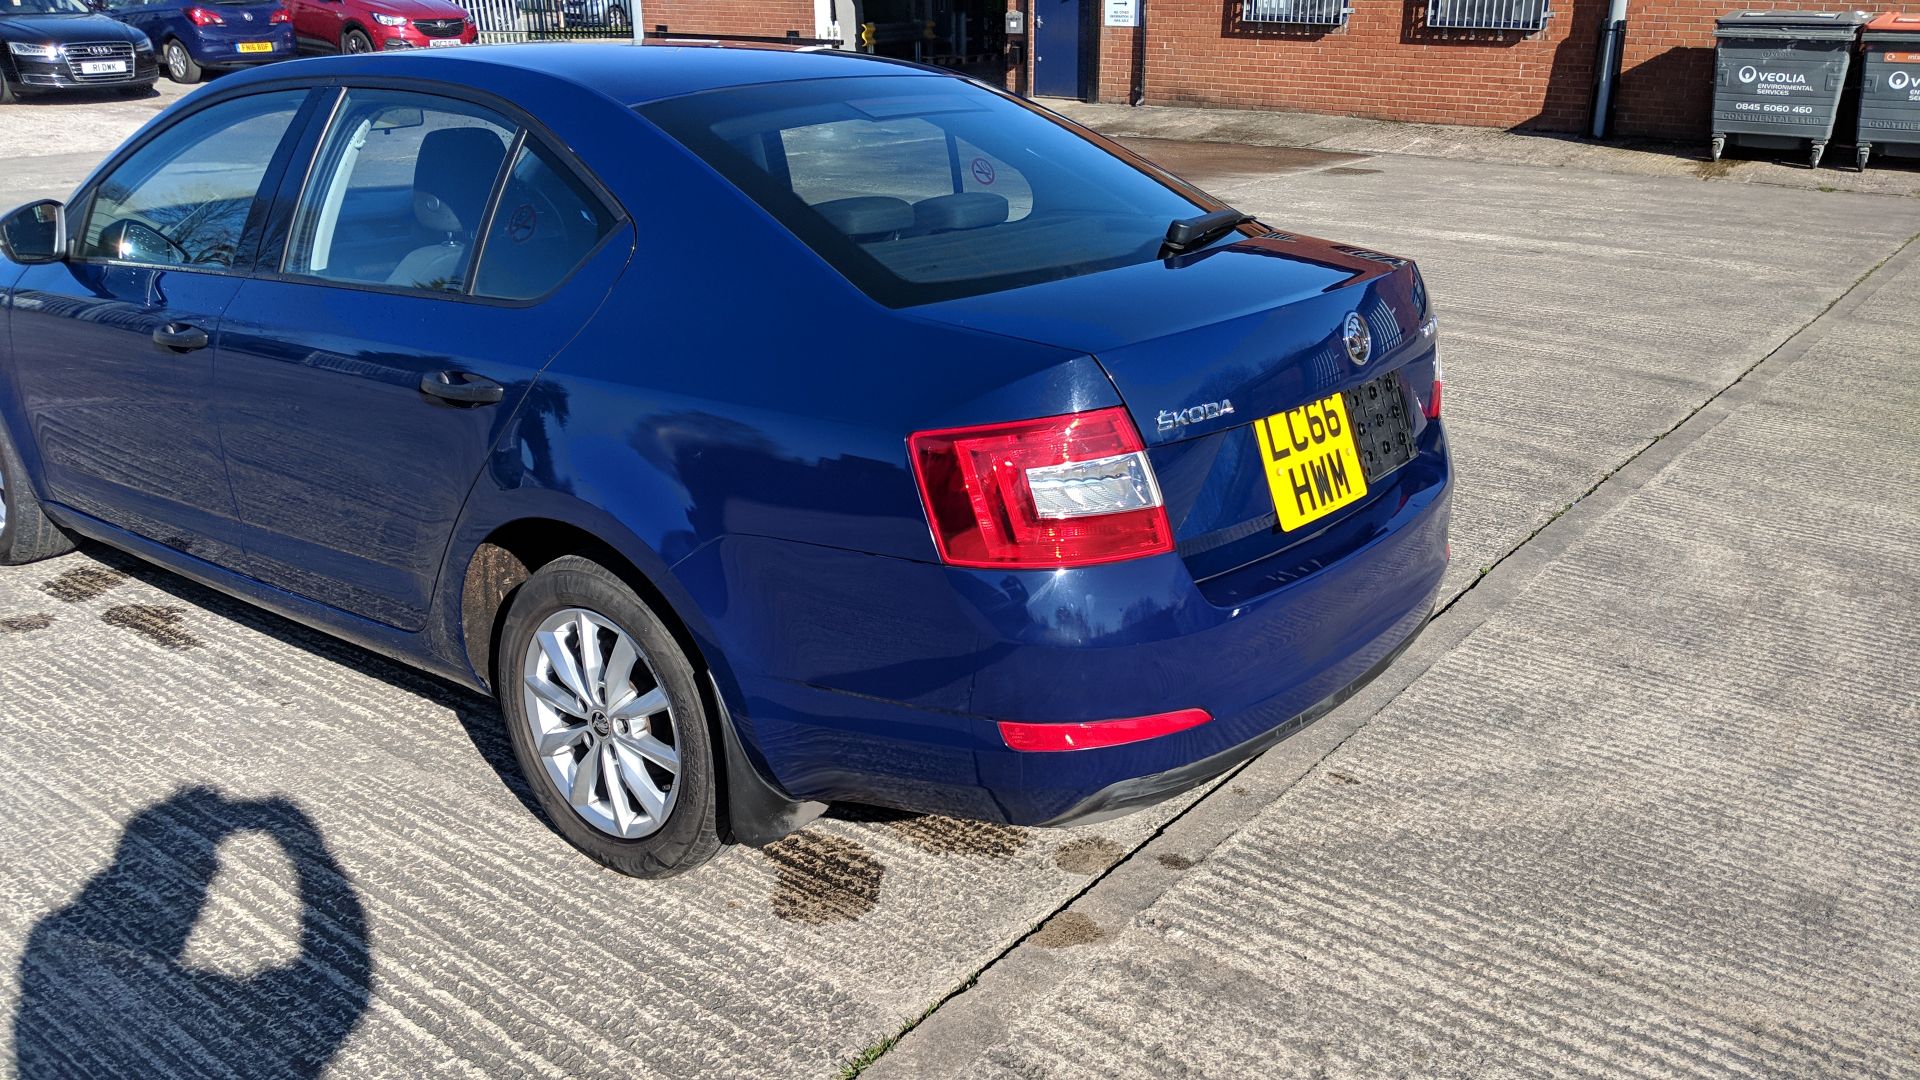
[
  {"left": 12, "top": 787, "right": 371, "bottom": 1078},
  {"left": 72, "top": 541, "right": 547, "bottom": 825}
]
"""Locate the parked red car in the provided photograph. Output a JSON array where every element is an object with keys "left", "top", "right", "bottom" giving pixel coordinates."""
[{"left": 288, "top": 0, "right": 475, "bottom": 54}]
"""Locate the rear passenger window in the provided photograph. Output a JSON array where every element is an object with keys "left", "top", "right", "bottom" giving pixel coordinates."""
[
  {"left": 284, "top": 90, "right": 515, "bottom": 294},
  {"left": 471, "top": 142, "right": 617, "bottom": 300}
]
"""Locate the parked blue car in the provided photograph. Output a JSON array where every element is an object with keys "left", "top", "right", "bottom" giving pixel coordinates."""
[
  {"left": 97, "top": 0, "right": 292, "bottom": 83},
  {"left": 0, "top": 44, "right": 1451, "bottom": 878}
]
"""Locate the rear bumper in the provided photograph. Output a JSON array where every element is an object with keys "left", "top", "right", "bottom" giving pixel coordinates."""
[
  {"left": 681, "top": 426, "right": 1452, "bottom": 826},
  {"left": 188, "top": 29, "right": 295, "bottom": 67},
  {"left": 1035, "top": 609, "right": 1427, "bottom": 826}
]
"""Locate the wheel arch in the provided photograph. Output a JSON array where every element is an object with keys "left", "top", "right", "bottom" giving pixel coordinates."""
[
  {"left": 451, "top": 512, "right": 821, "bottom": 846},
  {"left": 452, "top": 516, "right": 701, "bottom": 695}
]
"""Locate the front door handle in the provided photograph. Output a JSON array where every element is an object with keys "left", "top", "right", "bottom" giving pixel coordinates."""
[
  {"left": 152, "top": 322, "right": 209, "bottom": 352},
  {"left": 420, "top": 370, "right": 505, "bottom": 407}
]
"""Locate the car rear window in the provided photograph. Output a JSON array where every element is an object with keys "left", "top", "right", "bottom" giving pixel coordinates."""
[{"left": 640, "top": 76, "right": 1211, "bottom": 307}]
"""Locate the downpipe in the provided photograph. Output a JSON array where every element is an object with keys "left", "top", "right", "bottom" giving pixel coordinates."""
[
  {"left": 1590, "top": 0, "right": 1628, "bottom": 138},
  {"left": 1131, "top": 0, "right": 1147, "bottom": 106}
]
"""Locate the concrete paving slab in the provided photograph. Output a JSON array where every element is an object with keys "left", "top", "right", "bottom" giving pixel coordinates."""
[
  {"left": 871, "top": 237, "right": 1920, "bottom": 1080},
  {"left": 0, "top": 547, "right": 1207, "bottom": 1077},
  {"left": 0, "top": 81, "right": 196, "bottom": 207},
  {"left": 1070, "top": 100, "right": 1920, "bottom": 200},
  {"left": 0, "top": 87, "right": 1914, "bottom": 1079},
  {"left": 1116, "top": 146, "right": 1918, "bottom": 602}
]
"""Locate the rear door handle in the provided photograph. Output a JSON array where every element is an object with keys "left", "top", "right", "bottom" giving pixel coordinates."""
[
  {"left": 152, "top": 323, "right": 209, "bottom": 352},
  {"left": 420, "top": 370, "right": 505, "bottom": 407}
]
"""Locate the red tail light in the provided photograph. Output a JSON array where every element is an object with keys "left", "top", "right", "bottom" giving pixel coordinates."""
[
  {"left": 185, "top": 5, "right": 224, "bottom": 24},
  {"left": 910, "top": 407, "right": 1173, "bottom": 569},
  {"left": 999, "top": 708, "right": 1212, "bottom": 752},
  {"left": 1425, "top": 345, "right": 1444, "bottom": 420},
  {"left": 269, "top": 7, "right": 291, "bottom": 22}
]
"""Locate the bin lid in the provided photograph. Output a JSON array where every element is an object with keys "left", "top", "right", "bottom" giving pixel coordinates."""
[
  {"left": 1866, "top": 12, "right": 1920, "bottom": 30},
  {"left": 1716, "top": 9, "right": 1869, "bottom": 35}
]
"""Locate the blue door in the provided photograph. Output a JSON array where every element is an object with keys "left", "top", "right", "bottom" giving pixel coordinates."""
[
  {"left": 5, "top": 90, "right": 307, "bottom": 560},
  {"left": 1033, "top": 0, "right": 1084, "bottom": 98},
  {"left": 215, "top": 87, "right": 628, "bottom": 630}
]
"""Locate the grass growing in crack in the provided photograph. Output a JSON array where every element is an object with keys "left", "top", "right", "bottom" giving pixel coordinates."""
[{"left": 836, "top": 978, "right": 978, "bottom": 1079}]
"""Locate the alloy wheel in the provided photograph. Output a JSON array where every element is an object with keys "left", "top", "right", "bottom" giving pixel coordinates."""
[
  {"left": 167, "top": 43, "right": 187, "bottom": 80},
  {"left": 520, "top": 608, "right": 681, "bottom": 839},
  {"left": 0, "top": 455, "right": 9, "bottom": 534}
]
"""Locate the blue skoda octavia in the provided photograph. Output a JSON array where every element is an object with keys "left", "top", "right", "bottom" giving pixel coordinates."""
[{"left": 0, "top": 43, "right": 1450, "bottom": 877}]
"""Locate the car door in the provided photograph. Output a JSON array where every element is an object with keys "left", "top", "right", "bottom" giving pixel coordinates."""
[
  {"left": 216, "top": 86, "right": 631, "bottom": 631},
  {"left": 96, "top": 0, "right": 155, "bottom": 47},
  {"left": 289, "top": 0, "right": 341, "bottom": 52},
  {"left": 7, "top": 88, "right": 314, "bottom": 561}
]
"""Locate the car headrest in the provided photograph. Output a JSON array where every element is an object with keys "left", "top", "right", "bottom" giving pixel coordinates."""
[
  {"left": 413, "top": 127, "right": 508, "bottom": 235},
  {"left": 814, "top": 196, "right": 914, "bottom": 239},
  {"left": 914, "top": 193, "right": 1010, "bottom": 233}
]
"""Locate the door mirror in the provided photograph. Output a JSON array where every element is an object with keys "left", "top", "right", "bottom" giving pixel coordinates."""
[{"left": 0, "top": 201, "right": 66, "bottom": 265}]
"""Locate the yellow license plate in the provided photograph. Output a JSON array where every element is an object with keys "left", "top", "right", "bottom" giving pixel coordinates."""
[
  {"left": 1253, "top": 391, "right": 1369, "bottom": 531},
  {"left": 237, "top": 41, "right": 274, "bottom": 53}
]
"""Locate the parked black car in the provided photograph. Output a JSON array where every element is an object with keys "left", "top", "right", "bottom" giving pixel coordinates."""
[{"left": 0, "top": 0, "right": 158, "bottom": 102}]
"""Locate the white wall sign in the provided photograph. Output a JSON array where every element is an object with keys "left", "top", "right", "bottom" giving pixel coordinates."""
[{"left": 1105, "top": 0, "right": 1139, "bottom": 27}]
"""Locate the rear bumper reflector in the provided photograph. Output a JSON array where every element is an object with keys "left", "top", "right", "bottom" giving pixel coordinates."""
[{"left": 998, "top": 708, "right": 1212, "bottom": 753}]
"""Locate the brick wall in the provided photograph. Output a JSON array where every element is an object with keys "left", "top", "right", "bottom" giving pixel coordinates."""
[
  {"left": 643, "top": 0, "right": 817, "bottom": 39},
  {"left": 1082, "top": 0, "right": 1876, "bottom": 139},
  {"left": 671, "top": 0, "right": 1878, "bottom": 141},
  {"left": 1093, "top": 0, "right": 1603, "bottom": 132}
]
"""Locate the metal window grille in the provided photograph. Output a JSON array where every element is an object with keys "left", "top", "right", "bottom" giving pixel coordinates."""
[
  {"left": 1242, "top": 0, "right": 1352, "bottom": 28},
  {"left": 1425, "top": 0, "right": 1550, "bottom": 32}
]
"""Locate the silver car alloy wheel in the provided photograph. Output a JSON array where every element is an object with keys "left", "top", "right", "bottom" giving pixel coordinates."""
[
  {"left": 166, "top": 41, "right": 187, "bottom": 80},
  {"left": 521, "top": 607, "right": 681, "bottom": 839},
  {"left": 0, "top": 456, "right": 9, "bottom": 534}
]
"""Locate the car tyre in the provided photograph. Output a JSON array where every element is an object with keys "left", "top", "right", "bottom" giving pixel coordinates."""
[
  {"left": 342, "top": 28, "right": 374, "bottom": 54},
  {"left": 496, "top": 555, "right": 722, "bottom": 878},
  {"left": 0, "top": 418, "right": 76, "bottom": 566},
  {"left": 0, "top": 71, "right": 16, "bottom": 106},
  {"left": 163, "top": 39, "right": 202, "bottom": 83}
]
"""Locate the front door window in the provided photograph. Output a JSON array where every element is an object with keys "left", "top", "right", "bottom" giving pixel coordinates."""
[{"left": 79, "top": 90, "right": 306, "bottom": 270}]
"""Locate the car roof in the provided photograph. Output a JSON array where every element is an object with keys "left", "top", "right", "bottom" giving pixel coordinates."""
[{"left": 252, "top": 41, "right": 947, "bottom": 107}]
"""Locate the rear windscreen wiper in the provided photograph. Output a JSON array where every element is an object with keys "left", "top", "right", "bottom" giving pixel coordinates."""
[{"left": 1160, "top": 208, "right": 1253, "bottom": 257}]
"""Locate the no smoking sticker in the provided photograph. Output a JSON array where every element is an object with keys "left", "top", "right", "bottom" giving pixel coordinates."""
[{"left": 969, "top": 157, "right": 996, "bottom": 185}]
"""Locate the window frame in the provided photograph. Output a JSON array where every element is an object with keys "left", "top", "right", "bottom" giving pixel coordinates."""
[
  {"left": 62, "top": 73, "right": 631, "bottom": 308},
  {"left": 65, "top": 87, "right": 327, "bottom": 278},
  {"left": 254, "top": 79, "right": 629, "bottom": 308}
]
